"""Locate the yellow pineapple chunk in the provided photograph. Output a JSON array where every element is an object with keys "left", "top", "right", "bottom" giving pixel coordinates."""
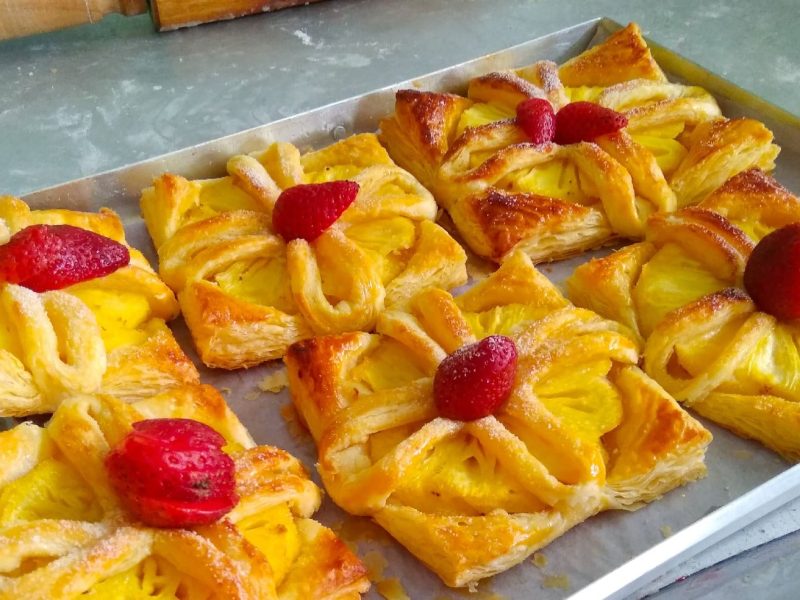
[
  {"left": 84, "top": 556, "right": 211, "bottom": 599},
  {"left": 351, "top": 339, "right": 426, "bottom": 392},
  {"left": 346, "top": 217, "right": 417, "bottom": 283},
  {"left": 0, "top": 459, "right": 102, "bottom": 525},
  {"left": 69, "top": 289, "right": 151, "bottom": 351},
  {"left": 214, "top": 256, "right": 296, "bottom": 314},
  {"left": 235, "top": 503, "right": 300, "bottom": 584},
  {"left": 0, "top": 316, "right": 21, "bottom": 356},
  {"left": 455, "top": 102, "right": 515, "bottom": 136},
  {"left": 392, "top": 433, "right": 545, "bottom": 515},
  {"left": 535, "top": 358, "right": 623, "bottom": 441},
  {"left": 503, "top": 160, "right": 592, "bottom": 204},
  {"left": 304, "top": 164, "right": 362, "bottom": 184},
  {"left": 199, "top": 177, "right": 264, "bottom": 213},
  {"left": 730, "top": 325, "right": 800, "bottom": 400},
  {"left": 674, "top": 316, "right": 746, "bottom": 377},
  {"left": 633, "top": 244, "right": 727, "bottom": 336},
  {"left": 564, "top": 86, "right": 604, "bottom": 102},
  {"left": 463, "top": 304, "right": 551, "bottom": 339}
]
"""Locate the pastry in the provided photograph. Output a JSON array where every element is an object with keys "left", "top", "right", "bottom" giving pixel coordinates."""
[
  {"left": 379, "top": 23, "right": 779, "bottom": 263},
  {"left": 0, "top": 197, "right": 197, "bottom": 417},
  {"left": 285, "top": 250, "right": 711, "bottom": 587},
  {"left": 567, "top": 169, "right": 800, "bottom": 341},
  {"left": 0, "top": 384, "right": 369, "bottom": 599},
  {"left": 141, "top": 133, "right": 467, "bottom": 369},
  {"left": 567, "top": 170, "right": 800, "bottom": 459}
]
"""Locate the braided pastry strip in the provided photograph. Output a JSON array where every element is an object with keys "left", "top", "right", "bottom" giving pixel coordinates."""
[
  {"left": 0, "top": 386, "right": 369, "bottom": 599},
  {"left": 142, "top": 133, "right": 466, "bottom": 368},
  {"left": 286, "top": 251, "right": 710, "bottom": 587},
  {"left": 567, "top": 170, "right": 800, "bottom": 341}
]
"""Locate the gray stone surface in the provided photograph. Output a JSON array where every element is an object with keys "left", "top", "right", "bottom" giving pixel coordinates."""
[
  {"left": 1, "top": 0, "right": 799, "bottom": 197},
  {"left": 1, "top": 0, "right": 800, "bottom": 597}
]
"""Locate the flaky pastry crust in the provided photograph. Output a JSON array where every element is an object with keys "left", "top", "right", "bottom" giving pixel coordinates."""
[
  {"left": 141, "top": 134, "right": 467, "bottom": 368},
  {"left": 567, "top": 170, "right": 800, "bottom": 340},
  {"left": 379, "top": 23, "right": 759, "bottom": 264},
  {"left": 285, "top": 251, "right": 710, "bottom": 587},
  {"left": 0, "top": 385, "right": 369, "bottom": 599},
  {"left": 0, "top": 197, "right": 196, "bottom": 417}
]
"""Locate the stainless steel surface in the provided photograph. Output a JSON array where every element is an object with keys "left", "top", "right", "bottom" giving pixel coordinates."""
[
  {"left": 568, "top": 465, "right": 800, "bottom": 600},
  {"left": 15, "top": 18, "right": 800, "bottom": 599}
]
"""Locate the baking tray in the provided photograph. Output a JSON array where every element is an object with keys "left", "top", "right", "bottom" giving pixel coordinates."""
[{"left": 17, "top": 17, "right": 800, "bottom": 599}]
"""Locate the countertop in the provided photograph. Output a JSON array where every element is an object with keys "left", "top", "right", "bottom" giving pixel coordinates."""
[{"left": 2, "top": 0, "right": 800, "bottom": 598}]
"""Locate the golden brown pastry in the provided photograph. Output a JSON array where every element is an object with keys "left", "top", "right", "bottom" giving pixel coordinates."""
[
  {"left": 567, "top": 170, "right": 800, "bottom": 341},
  {"left": 141, "top": 134, "right": 467, "bottom": 369},
  {"left": 644, "top": 289, "right": 800, "bottom": 461},
  {"left": 379, "top": 23, "right": 753, "bottom": 264},
  {"left": 285, "top": 251, "right": 711, "bottom": 587},
  {"left": 0, "top": 197, "right": 197, "bottom": 417},
  {"left": 0, "top": 385, "right": 369, "bottom": 599}
]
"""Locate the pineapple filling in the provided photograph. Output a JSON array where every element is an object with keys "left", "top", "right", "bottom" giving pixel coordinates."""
[
  {"left": 345, "top": 217, "right": 417, "bottom": 284},
  {"left": 304, "top": 164, "right": 362, "bottom": 184},
  {"left": 674, "top": 316, "right": 747, "bottom": 378},
  {"left": 69, "top": 289, "right": 152, "bottom": 352},
  {"left": 392, "top": 433, "right": 545, "bottom": 515},
  {"left": 178, "top": 203, "right": 219, "bottom": 231},
  {"left": 564, "top": 86, "right": 604, "bottom": 103},
  {"left": 630, "top": 122, "right": 688, "bottom": 175},
  {"left": 724, "top": 218, "right": 773, "bottom": 244},
  {"left": 534, "top": 358, "right": 623, "bottom": 441},
  {"left": 728, "top": 324, "right": 800, "bottom": 400},
  {"left": 235, "top": 503, "right": 300, "bottom": 585},
  {"left": 456, "top": 102, "right": 515, "bottom": 136},
  {"left": 633, "top": 244, "right": 727, "bottom": 337},
  {"left": 198, "top": 177, "right": 264, "bottom": 214},
  {"left": 84, "top": 556, "right": 212, "bottom": 600},
  {"left": 368, "top": 424, "right": 420, "bottom": 462},
  {"left": 214, "top": 256, "right": 296, "bottom": 314},
  {"left": 463, "top": 304, "right": 551, "bottom": 339},
  {"left": 0, "top": 459, "right": 102, "bottom": 525},
  {"left": 500, "top": 160, "right": 595, "bottom": 204},
  {"left": 350, "top": 339, "right": 427, "bottom": 393},
  {"left": 0, "top": 316, "right": 22, "bottom": 357}
]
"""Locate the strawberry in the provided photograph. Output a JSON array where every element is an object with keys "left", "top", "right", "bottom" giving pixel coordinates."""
[
  {"left": 516, "top": 98, "right": 556, "bottom": 144},
  {"left": 554, "top": 101, "right": 628, "bottom": 145},
  {"left": 433, "top": 335, "right": 518, "bottom": 421},
  {"left": 744, "top": 223, "right": 800, "bottom": 320},
  {"left": 105, "top": 419, "right": 238, "bottom": 528},
  {"left": 0, "top": 224, "right": 129, "bottom": 292},
  {"left": 272, "top": 180, "right": 359, "bottom": 242}
]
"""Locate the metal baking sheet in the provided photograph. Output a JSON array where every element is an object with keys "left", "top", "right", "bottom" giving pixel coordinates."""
[{"left": 19, "top": 17, "right": 800, "bottom": 599}]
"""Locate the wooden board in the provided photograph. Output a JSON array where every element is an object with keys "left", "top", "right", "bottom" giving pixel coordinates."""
[
  {"left": 151, "top": 0, "right": 328, "bottom": 31},
  {"left": 0, "top": 0, "right": 147, "bottom": 40}
]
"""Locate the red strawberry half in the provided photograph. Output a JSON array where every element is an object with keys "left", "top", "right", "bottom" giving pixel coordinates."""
[
  {"left": 516, "top": 98, "right": 556, "bottom": 145},
  {"left": 0, "top": 224, "right": 130, "bottom": 292},
  {"left": 744, "top": 223, "right": 800, "bottom": 320},
  {"left": 433, "top": 335, "right": 518, "bottom": 421},
  {"left": 106, "top": 418, "right": 238, "bottom": 528},
  {"left": 272, "top": 180, "right": 360, "bottom": 242},
  {"left": 554, "top": 101, "right": 628, "bottom": 145}
]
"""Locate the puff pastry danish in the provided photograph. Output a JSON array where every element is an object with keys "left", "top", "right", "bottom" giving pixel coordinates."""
[
  {"left": 379, "top": 23, "right": 779, "bottom": 263},
  {"left": 567, "top": 170, "right": 800, "bottom": 460},
  {"left": 141, "top": 133, "right": 467, "bottom": 369},
  {"left": 285, "top": 251, "right": 710, "bottom": 587},
  {"left": 0, "top": 384, "right": 369, "bottom": 599},
  {"left": 567, "top": 169, "right": 800, "bottom": 341},
  {"left": 0, "top": 197, "right": 197, "bottom": 417}
]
